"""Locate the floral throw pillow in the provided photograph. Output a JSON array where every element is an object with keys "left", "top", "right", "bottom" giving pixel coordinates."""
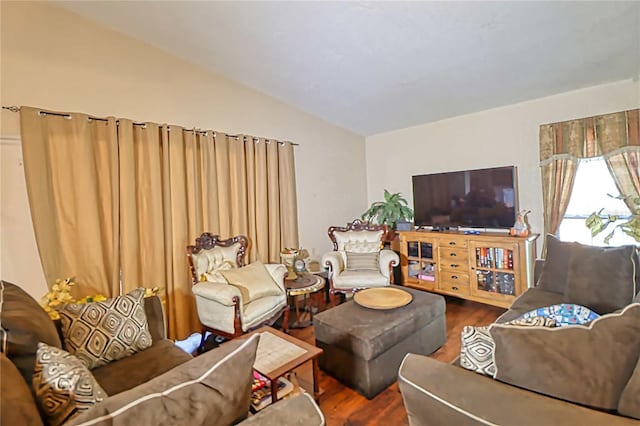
[
  {"left": 521, "top": 303, "right": 600, "bottom": 326},
  {"left": 32, "top": 342, "right": 107, "bottom": 426},
  {"left": 506, "top": 316, "right": 558, "bottom": 327},
  {"left": 58, "top": 288, "right": 152, "bottom": 370}
]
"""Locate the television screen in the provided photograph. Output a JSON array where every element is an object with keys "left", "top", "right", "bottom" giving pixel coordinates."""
[{"left": 412, "top": 166, "right": 518, "bottom": 229}]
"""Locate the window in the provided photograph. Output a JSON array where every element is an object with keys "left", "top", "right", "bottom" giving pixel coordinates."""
[{"left": 558, "top": 157, "right": 635, "bottom": 247}]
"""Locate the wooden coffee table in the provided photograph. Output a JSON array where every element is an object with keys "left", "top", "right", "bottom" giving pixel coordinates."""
[{"left": 245, "top": 326, "right": 323, "bottom": 404}]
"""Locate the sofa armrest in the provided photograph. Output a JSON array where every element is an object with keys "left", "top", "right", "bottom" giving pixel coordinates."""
[
  {"left": 398, "top": 354, "right": 636, "bottom": 426},
  {"left": 143, "top": 296, "right": 166, "bottom": 342},
  {"left": 321, "top": 252, "right": 344, "bottom": 277},
  {"left": 379, "top": 249, "right": 399, "bottom": 278},
  {"left": 192, "top": 281, "right": 241, "bottom": 307},
  {"left": 264, "top": 263, "right": 287, "bottom": 291},
  {"left": 237, "top": 392, "right": 325, "bottom": 425},
  {"left": 534, "top": 259, "right": 545, "bottom": 284}
]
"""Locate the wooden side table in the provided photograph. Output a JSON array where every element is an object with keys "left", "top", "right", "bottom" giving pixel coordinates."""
[
  {"left": 285, "top": 273, "right": 326, "bottom": 329},
  {"left": 245, "top": 326, "right": 323, "bottom": 405}
]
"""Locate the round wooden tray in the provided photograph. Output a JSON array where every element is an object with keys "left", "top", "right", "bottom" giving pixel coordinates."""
[{"left": 353, "top": 287, "right": 413, "bottom": 310}]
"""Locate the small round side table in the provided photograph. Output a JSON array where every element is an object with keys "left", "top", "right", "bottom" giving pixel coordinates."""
[{"left": 285, "top": 273, "right": 326, "bottom": 329}]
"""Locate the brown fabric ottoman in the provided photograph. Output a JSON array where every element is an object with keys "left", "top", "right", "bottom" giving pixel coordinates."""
[{"left": 313, "top": 285, "right": 446, "bottom": 399}]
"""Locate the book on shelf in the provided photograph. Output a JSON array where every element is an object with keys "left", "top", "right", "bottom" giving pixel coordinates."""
[{"left": 250, "top": 371, "right": 295, "bottom": 412}]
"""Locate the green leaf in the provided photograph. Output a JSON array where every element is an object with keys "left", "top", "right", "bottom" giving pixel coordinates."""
[
  {"left": 623, "top": 226, "right": 640, "bottom": 241},
  {"left": 603, "top": 229, "right": 616, "bottom": 245},
  {"left": 585, "top": 213, "right": 606, "bottom": 237}
]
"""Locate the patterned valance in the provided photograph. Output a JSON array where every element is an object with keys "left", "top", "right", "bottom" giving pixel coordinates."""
[{"left": 540, "top": 109, "right": 640, "bottom": 164}]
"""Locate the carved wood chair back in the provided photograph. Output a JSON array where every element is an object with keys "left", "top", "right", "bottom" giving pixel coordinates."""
[
  {"left": 327, "top": 219, "right": 389, "bottom": 251},
  {"left": 187, "top": 233, "right": 249, "bottom": 286}
]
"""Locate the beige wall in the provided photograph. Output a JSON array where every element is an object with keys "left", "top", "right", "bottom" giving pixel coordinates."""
[
  {"left": 366, "top": 79, "right": 640, "bottom": 256},
  {"left": 0, "top": 2, "right": 367, "bottom": 298}
]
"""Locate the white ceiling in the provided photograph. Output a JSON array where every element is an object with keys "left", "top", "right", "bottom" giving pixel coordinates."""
[{"left": 56, "top": 1, "right": 640, "bottom": 136}]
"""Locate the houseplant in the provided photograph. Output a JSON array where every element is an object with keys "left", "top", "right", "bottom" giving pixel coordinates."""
[
  {"left": 585, "top": 195, "right": 640, "bottom": 244},
  {"left": 361, "top": 189, "right": 414, "bottom": 229}
]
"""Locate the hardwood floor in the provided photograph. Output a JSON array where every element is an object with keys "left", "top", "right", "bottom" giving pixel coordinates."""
[{"left": 288, "top": 296, "right": 505, "bottom": 426}]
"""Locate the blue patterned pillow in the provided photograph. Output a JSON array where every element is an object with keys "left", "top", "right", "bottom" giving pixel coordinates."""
[{"left": 521, "top": 303, "right": 599, "bottom": 326}]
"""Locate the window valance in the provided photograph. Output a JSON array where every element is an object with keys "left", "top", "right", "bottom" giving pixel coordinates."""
[{"left": 539, "top": 109, "right": 640, "bottom": 165}]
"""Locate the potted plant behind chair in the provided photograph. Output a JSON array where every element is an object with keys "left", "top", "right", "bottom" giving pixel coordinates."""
[{"left": 361, "top": 190, "right": 414, "bottom": 240}]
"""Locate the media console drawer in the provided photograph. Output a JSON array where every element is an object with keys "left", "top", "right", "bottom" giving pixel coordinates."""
[
  {"left": 439, "top": 248, "right": 469, "bottom": 267},
  {"left": 440, "top": 238, "right": 468, "bottom": 249},
  {"left": 439, "top": 281, "right": 470, "bottom": 296},
  {"left": 440, "top": 272, "right": 470, "bottom": 287}
]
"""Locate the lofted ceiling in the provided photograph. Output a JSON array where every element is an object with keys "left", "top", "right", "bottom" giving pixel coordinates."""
[{"left": 55, "top": 1, "right": 640, "bottom": 136}]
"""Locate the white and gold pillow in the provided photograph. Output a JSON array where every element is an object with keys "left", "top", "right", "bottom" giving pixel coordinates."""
[
  {"left": 32, "top": 342, "right": 107, "bottom": 426},
  {"left": 220, "top": 261, "right": 283, "bottom": 304},
  {"left": 59, "top": 288, "right": 152, "bottom": 370}
]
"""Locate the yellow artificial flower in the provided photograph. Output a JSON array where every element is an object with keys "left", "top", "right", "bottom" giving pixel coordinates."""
[
  {"left": 40, "top": 276, "right": 76, "bottom": 320},
  {"left": 57, "top": 280, "right": 73, "bottom": 293},
  {"left": 141, "top": 287, "right": 164, "bottom": 298}
]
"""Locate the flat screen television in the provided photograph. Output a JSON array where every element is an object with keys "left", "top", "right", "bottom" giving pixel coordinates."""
[{"left": 412, "top": 166, "right": 518, "bottom": 230}]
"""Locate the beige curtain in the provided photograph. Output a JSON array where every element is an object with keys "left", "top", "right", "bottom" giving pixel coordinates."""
[
  {"left": 539, "top": 158, "right": 578, "bottom": 245},
  {"left": 278, "top": 142, "right": 299, "bottom": 256},
  {"left": 539, "top": 109, "right": 640, "bottom": 252},
  {"left": 21, "top": 106, "right": 299, "bottom": 340},
  {"left": 120, "top": 129, "right": 299, "bottom": 339},
  {"left": 596, "top": 111, "right": 640, "bottom": 211},
  {"left": 20, "top": 107, "right": 120, "bottom": 298}
]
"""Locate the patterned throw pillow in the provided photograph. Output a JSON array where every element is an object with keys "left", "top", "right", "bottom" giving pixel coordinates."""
[
  {"left": 521, "top": 303, "right": 599, "bottom": 326},
  {"left": 505, "top": 316, "right": 558, "bottom": 327},
  {"left": 460, "top": 326, "right": 496, "bottom": 377},
  {"left": 59, "top": 288, "right": 152, "bottom": 370},
  {"left": 460, "top": 318, "right": 558, "bottom": 377},
  {"left": 345, "top": 251, "right": 380, "bottom": 271},
  {"left": 32, "top": 342, "right": 107, "bottom": 426}
]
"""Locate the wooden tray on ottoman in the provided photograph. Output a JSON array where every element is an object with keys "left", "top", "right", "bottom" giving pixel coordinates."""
[{"left": 353, "top": 287, "right": 413, "bottom": 310}]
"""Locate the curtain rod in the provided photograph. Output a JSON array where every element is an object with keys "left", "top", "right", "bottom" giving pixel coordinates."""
[{"left": 2, "top": 106, "right": 299, "bottom": 146}]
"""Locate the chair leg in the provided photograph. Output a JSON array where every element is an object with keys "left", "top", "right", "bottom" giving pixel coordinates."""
[
  {"left": 282, "top": 306, "right": 290, "bottom": 334},
  {"left": 329, "top": 292, "right": 339, "bottom": 307}
]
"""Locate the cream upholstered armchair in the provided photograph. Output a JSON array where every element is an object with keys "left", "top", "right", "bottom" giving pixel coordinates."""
[
  {"left": 187, "top": 233, "right": 288, "bottom": 339},
  {"left": 321, "top": 220, "right": 400, "bottom": 304}
]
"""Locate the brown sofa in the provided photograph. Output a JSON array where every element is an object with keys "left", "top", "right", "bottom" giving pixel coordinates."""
[
  {"left": 398, "top": 237, "right": 640, "bottom": 425},
  {"left": 0, "top": 281, "right": 324, "bottom": 426}
]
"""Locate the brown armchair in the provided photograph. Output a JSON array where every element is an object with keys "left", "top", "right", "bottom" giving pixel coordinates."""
[
  {"left": 321, "top": 220, "right": 400, "bottom": 304},
  {"left": 187, "top": 233, "right": 288, "bottom": 339}
]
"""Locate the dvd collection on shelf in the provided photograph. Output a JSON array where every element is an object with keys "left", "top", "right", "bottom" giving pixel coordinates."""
[
  {"left": 250, "top": 371, "right": 295, "bottom": 412},
  {"left": 475, "top": 247, "right": 513, "bottom": 269}
]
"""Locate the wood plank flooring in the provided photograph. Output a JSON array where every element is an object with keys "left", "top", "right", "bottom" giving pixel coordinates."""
[{"left": 288, "top": 296, "right": 505, "bottom": 426}]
